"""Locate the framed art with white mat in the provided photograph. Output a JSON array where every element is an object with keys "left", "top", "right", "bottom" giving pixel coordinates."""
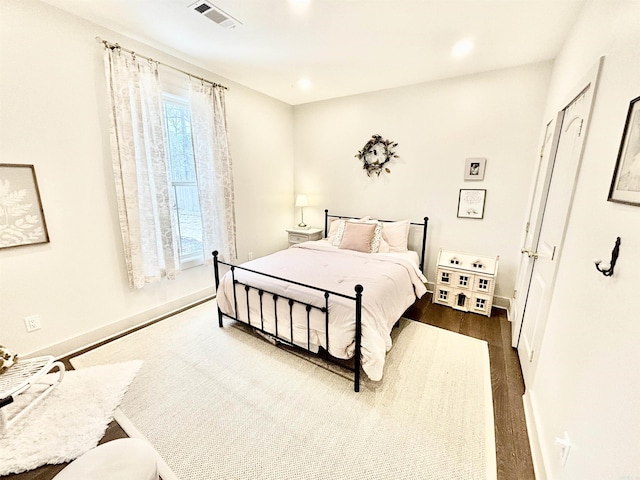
[
  {"left": 464, "top": 157, "right": 487, "bottom": 181},
  {"left": 458, "top": 188, "right": 486, "bottom": 219}
]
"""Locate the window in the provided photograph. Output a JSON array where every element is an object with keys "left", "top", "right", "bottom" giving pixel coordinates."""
[
  {"left": 104, "top": 48, "right": 236, "bottom": 288},
  {"left": 438, "top": 289, "right": 448, "bottom": 301},
  {"left": 458, "top": 275, "right": 469, "bottom": 287},
  {"left": 475, "top": 298, "right": 487, "bottom": 310},
  {"left": 163, "top": 94, "right": 203, "bottom": 267},
  {"left": 440, "top": 271, "right": 450, "bottom": 283},
  {"left": 478, "top": 278, "right": 489, "bottom": 290}
]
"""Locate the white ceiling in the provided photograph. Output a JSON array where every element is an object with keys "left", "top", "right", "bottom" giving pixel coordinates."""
[{"left": 40, "top": 0, "right": 585, "bottom": 105}]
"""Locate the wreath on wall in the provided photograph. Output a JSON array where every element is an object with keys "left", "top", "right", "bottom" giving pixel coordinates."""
[{"left": 355, "top": 134, "right": 399, "bottom": 177}]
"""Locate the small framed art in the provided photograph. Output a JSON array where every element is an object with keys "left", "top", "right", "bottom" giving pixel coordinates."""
[
  {"left": 457, "top": 189, "right": 486, "bottom": 219},
  {"left": 464, "top": 157, "right": 486, "bottom": 181},
  {"left": 608, "top": 96, "right": 640, "bottom": 206},
  {"left": 0, "top": 163, "right": 50, "bottom": 249}
]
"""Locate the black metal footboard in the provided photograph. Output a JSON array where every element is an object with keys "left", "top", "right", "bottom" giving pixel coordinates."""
[{"left": 212, "top": 250, "right": 364, "bottom": 392}]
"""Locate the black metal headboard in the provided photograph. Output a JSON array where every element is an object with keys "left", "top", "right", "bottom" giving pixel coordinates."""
[{"left": 323, "top": 209, "right": 429, "bottom": 272}]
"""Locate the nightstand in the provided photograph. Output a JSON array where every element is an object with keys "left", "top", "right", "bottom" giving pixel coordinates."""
[{"left": 286, "top": 227, "right": 323, "bottom": 245}]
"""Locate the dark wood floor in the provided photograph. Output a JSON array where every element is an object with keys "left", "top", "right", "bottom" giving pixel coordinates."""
[{"left": 3, "top": 293, "right": 534, "bottom": 480}]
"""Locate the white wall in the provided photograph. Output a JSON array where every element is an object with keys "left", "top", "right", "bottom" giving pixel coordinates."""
[
  {"left": 293, "top": 63, "right": 552, "bottom": 299},
  {"left": 7, "top": 2, "right": 638, "bottom": 476},
  {"left": 523, "top": 1, "right": 640, "bottom": 478},
  {"left": 0, "top": 0, "right": 294, "bottom": 357}
]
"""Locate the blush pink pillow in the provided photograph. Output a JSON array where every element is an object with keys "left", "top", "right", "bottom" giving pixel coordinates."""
[{"left": 338, "top": 221, "right": 377, "bottom": 253}]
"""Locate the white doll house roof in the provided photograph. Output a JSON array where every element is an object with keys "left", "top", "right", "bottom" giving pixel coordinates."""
[{"left": 437, "top": 250, "right": 499, "bottom": 274}]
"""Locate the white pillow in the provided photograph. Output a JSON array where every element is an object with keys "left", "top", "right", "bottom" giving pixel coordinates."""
[
  {"left": 381, "top": 220, "right": 410, "bottom": 252},
  {"left": 377, "top": 234, "right": 390, "bottom": 253}
]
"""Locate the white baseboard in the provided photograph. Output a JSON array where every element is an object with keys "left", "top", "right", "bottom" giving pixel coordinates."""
[
  {"left": 523, "top": 390, "right": 548, "bottom": 480},
  {"left": 27, "top": 287, "right": 215, "bottom": 360},
  {"left": 493, "top": 295, "right": 512, "bottom": 313}
]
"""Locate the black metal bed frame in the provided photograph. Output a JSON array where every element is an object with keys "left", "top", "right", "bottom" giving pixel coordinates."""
[{"left": 213, "top": 210, "right": 429, "bottom": 392}]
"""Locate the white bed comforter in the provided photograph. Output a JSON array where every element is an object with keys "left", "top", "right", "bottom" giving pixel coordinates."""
[{"left": 216, "top": 241, "right": 427, "bottom": 381}]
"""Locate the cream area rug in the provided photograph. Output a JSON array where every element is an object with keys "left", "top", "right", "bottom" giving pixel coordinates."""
[
  {"left": 0, "top": 360, "right": 142, "bottom": 476},
  {"left": 72, "top": 300, "right": 496, "bottom": 480}
]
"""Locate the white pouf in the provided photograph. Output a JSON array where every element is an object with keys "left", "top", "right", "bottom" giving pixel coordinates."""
[{"left": 53, "top": 438, "right": 158, "bottom": 480}]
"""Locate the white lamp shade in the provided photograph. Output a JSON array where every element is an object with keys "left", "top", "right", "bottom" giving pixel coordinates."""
[{"left": 295, "top": 194, "right": 309, "bottom": 207}]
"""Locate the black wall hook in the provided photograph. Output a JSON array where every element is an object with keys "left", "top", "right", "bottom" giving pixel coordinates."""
[{"left": 594, "top": 237, "right": 621, "bottom": 277}]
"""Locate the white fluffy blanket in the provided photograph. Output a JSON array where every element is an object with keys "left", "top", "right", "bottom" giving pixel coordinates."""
[{"left": 0, "top": 361, "right": 142, "bottom": 475}]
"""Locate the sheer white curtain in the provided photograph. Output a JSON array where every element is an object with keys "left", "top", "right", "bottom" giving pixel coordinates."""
[
  {"left": 104, "top": 48, "right": 179, "bottom": 288},
  {"left": 189, "top": 80, "right": 237, "bottom": 263}
]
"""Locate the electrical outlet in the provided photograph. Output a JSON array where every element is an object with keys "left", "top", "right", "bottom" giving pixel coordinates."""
[
  {"left": 24, "top": 315, "right": 41, "bottom": 332},
  {"left": 248, "top": 252, "right": 253, "bottom": 260}
]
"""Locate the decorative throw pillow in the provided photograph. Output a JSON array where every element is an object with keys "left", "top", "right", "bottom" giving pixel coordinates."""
[
  {"left": 338, "top": 221, "right": 377, "bottom": 253},
  {"left": 329, "top": 220, "right": 346, "bottom": 246},
  {"left": 327, "top": 219, "right": 340, "bottom": 237},
  {"left": 0, "top": 345, "right": 18, "bottom": 374},
  {"left": 382, "top": 220, "right": 411, "bottom": 252},
  {"left": 370, "top": 222, "right": 387, "bottom": 253},
  {"left": 327, "top": 219, "right": 344, "bottom": 245},
  {"left": 330, "top": 217, "right": 371, "bottom": 247}
]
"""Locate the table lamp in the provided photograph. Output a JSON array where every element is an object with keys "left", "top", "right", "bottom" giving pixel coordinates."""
[{"left": 295, "top": 194, "right": 309, "bottom": 229}]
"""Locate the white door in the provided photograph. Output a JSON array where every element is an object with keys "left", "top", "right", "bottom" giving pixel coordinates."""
[
  {"left": 513, "top": 60, "right": 602, "bottom": 386},
  {"left": 511, "top": 117, "right": 560, "bottom": 344}
]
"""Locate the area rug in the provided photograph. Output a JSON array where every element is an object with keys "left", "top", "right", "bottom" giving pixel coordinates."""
[
  {"left": 72, "top": 300, "right": 496, "bottom": 480},
  {"left": 0, "top": 360, "right": 142, "bottom": 476}
]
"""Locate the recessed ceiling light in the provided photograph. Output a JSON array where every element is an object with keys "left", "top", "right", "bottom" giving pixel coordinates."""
[
  {"left": 289, "top": 0, "right": 310, "bottom": 13},
  {"left": 297, "top": 78, "right": 312, "bottom": 90},
  {"left": 452, "top": 38, "right": 474, "bottom": 58}
]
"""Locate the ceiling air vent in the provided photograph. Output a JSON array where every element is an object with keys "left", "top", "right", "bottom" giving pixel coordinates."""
[{"left": 190, "top": 1, "right": 241, "bottom": 29}]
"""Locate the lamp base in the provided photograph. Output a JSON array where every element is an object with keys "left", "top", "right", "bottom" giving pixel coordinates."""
[{"left": 297, "top": 222, "right": 308, "bottom": 229}]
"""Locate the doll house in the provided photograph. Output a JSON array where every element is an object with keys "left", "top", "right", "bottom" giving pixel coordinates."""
[{"left": 433, "top": 249, "right": 499, "bottom": 317}]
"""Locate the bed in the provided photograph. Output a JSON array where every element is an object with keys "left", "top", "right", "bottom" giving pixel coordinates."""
[{"left": 213, "top": 210, "right": 429, "bottom": 391}]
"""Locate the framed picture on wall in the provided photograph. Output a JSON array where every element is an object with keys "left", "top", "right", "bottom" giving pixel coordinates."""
[
  {"left": 608, "top": 95, "right": 640, "bottom": 206},
  {"left": 0, "top": 163, "right": 50, "bottom": 249},
  {"left": 464, "top": 157, "right": 486, "bottom": 181},
  {"left": 457, "top": 189, "right": 486, "bottom": 219}
]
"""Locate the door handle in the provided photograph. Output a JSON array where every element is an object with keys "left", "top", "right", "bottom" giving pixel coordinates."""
[{"left": 521, "top": 248, "right": 539, "bottom": 259}]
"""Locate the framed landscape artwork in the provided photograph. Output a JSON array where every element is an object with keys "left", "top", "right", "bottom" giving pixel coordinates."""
[
  {"left": 0, "top": 163, "right": 50, "bottom": 249},
  {"left": 608, "top": 96, "right": 640, "bottom": 206}
]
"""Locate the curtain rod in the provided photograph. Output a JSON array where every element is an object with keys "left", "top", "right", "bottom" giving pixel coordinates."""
[{"left": 96, "top": 36, "right": 228, "bottom": 91}]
